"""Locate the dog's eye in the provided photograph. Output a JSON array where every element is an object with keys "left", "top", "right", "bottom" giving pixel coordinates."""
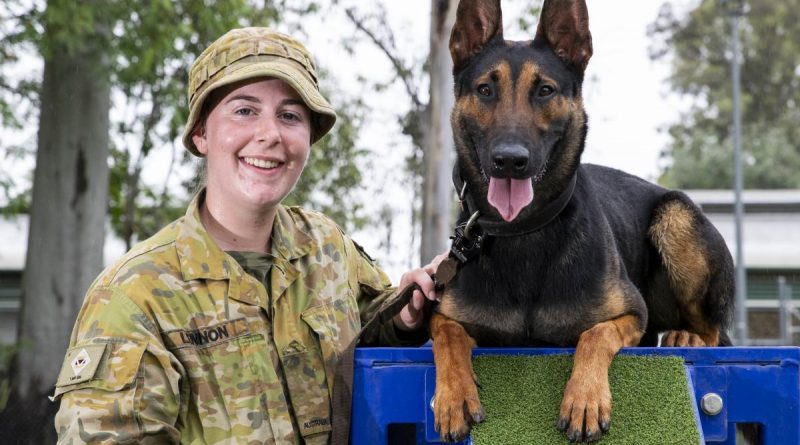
[
  {"left": 538, "top": 85, "right": 555, "bottom": 97},
  {"left": 477, "top": 84, "right": 492, "bottom": 97}
]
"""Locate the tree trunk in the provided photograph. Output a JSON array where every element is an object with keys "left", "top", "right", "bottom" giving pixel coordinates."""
[
  {"left": 421, "top": 0, "right": 457, "bottom": 265},
  {"left": 1, "top": 12, "right": 111, "bottom": 443}
]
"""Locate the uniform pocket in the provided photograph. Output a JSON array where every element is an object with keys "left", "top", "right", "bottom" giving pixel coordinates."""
[
  {"left": 53, "top": 339, "right": 145, "bottom": 399},
  {"left": 301, "top": 294, "right": 360, "bottom": 367},
  {"left": 169, "top": 330, "right": 266, "bottom": 417}
]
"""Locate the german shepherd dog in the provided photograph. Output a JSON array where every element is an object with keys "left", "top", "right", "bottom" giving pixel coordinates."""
[{"left": 429, "top": 0, "right": 734, "bottom": 442}]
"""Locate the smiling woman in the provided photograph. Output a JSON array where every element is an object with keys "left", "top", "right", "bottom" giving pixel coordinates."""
[
  {"left": 51, "top": 27, "right": 440, "bottom": 445},
  {"left": 193, "top": 79, "right": 315, "bottom": 252}
]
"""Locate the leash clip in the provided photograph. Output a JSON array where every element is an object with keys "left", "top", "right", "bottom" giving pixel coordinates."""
[
  {"left": 463, "top": 211, "right": 480, "bottom": 240},
  {"left": 450, "top": 211, "right": 483, "bottom": 264}
]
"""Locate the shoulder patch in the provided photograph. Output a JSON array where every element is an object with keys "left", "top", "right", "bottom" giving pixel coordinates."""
[{"left": 56, "top": 343, "right": 107, "bottom": 387}]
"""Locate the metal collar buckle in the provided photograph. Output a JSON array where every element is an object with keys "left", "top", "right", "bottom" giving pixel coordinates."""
[{"left": 450, "top": 211, "right": 483, "bottom": 264}]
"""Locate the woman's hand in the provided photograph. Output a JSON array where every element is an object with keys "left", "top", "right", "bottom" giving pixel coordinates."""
[{"left": 393, "top": 252, "right": 449, "bottom": 331}]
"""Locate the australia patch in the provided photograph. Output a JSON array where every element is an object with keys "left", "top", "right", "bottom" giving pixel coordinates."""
[{"left": 56, "top": 343, "right": 106, "bottom": 387}]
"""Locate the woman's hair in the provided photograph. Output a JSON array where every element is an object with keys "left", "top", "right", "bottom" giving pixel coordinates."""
[{"left": 192, "top": 87, "right": 226, "bottom": 139}]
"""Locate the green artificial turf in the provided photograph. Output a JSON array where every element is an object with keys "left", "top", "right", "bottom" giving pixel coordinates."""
[{"left": 471, "top": 355, "right": 701, "bottom": 445}]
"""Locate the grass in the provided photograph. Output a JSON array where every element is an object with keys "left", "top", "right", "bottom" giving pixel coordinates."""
[{"left": 471, "top": 354, "right": 701, "bottom": 445}]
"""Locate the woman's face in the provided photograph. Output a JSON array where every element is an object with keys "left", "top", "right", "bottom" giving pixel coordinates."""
[{"left": 192, "top": 78, "right": 312, "bottom": 214}]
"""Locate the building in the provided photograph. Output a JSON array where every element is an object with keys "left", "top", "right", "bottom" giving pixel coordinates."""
[{"left": 686, "top": 190, "right": 800, "bottom": 344}]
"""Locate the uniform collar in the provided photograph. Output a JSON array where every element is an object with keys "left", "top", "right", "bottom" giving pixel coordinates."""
[
  {"left": 271, "top": 202, "right": 313, "bottom": 261},
  {"left": 176, "top": 190, "right": 313, "bottom": 282}
]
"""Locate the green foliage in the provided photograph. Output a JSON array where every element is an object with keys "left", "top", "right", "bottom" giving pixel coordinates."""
[
  {"left": 0, "top": 3, "right": 40, "bottom": 212},
  {"left": 514, "top": 1, "right": 543, "bottom": 33},
  {"left": 287, "top": 90, "right": 369, "bottom": 232},
  {"left": 650, "top": 0, "right": 800, "bottom": 189},
  {"left": 104, "top": 0, "right": 278, "bottom": 244},
  {"left": 0, "top": 0, "right": 370, "bottom": 242}
]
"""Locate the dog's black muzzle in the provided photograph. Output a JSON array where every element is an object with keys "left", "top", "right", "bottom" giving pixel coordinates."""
[{"left": 491, "top": 143, "right": 532, "bottom": 179}]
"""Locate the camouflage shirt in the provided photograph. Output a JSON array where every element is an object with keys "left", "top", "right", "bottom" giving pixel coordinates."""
[{"left": 52, "top": 192, "right": 414, "bottom": 444}]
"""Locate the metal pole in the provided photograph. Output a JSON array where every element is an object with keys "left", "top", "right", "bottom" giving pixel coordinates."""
[
  {"left": 779, "top": 276, "right": 788, "bottom": 344},
  {"left": 730, "top": 3, "right": 748, "bottom": 345}
]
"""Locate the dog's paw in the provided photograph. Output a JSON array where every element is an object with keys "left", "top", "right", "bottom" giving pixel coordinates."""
[
  {"left": 661, "top": 330, "right": 707, "bottom": 347},
  {"left": 557, "top": 376, "right": 611, "bottom": 442},
  {"left": 433, "top": 378, "right": 485, "bottom": 442}
]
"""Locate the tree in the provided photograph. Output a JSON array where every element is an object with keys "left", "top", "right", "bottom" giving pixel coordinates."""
[
  {"left": 421, "top": 0, "right": 458, "bottom": 266},
  {"left": 1, "top": 1, "right": 371, "bottom": 243},
  {"left": 336, "top": 1, "right": 433, "bottom": 266},
  {"left": 0, "top": 1, "right": 369, "bottom": 441},
  {"left": 649, "top": 0, "right": 800, "bottom": 189},
  {"left": 3, "top": 1, "right": 112, "bottom": 442}
]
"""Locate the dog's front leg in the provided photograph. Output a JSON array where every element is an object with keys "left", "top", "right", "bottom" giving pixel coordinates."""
[
  {"left": 557, "top": 314, "right": 643, "bottom": 442},
  {"left": 430, "top": 312, "right": 484, "bottom": 442}
]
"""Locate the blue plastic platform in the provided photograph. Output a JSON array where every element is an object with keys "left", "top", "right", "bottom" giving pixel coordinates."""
[{"left": 350, "top": 347, "right": 800, "bottom": 444}]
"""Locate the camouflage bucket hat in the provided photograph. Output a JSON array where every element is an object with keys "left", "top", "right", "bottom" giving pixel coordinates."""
[{"left": 182, "top": 27, "right": 337, "bottom": 156}]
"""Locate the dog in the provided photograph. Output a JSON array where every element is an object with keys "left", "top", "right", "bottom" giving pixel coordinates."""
[{"left": 429, "top": 0, "right": 734, "bottom": 442}]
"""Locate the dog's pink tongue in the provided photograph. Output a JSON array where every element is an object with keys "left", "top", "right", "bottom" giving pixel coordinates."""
[{"left": 487, "top": 177, "right": 534, "bottom": 222}]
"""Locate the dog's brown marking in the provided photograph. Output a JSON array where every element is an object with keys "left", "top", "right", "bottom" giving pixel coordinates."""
[
  {"left": 430, "top": 312, "right": 484, "bottom": 442},
  {"left": 550, "top": 96, "right": 586, "bottom": 181},
  {"left": 457, "top": 60, "right": 576, "bottom": 134},
  {"left": 513, "top": 62, "right": 541, "bottom": 129},
  {"left": 517, "top": 64, "right": 572, "bottom": 131},
  {"left": 599, "top": 279, "right": 627, "bottom": 318},
  {"left": 649, "top": 200, "right": 720, "bottom": 346},
  {"left": 589, "top": 246, "right": 647, "bottom": 331},
  {"left": 557, "top": 314, "right": 643, "bottom": 442},
  {"left": 466, "top": 61, "right": 517, "bottom": 129},
  {"left": 515, "top": 61, "right": 538, "bottom": 109}
]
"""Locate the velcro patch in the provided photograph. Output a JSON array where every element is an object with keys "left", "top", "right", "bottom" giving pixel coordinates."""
[
  {"left": 56, "top": 343, "right": 106, "bottom": 387},
  {"left": 162, "top": 318, "right": 250, "bottom": 349}
]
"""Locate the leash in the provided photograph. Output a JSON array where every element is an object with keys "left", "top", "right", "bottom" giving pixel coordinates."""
[
  {"left": 434, "top": 210, "right": 484, "bottom": 288},
  {"left": 331, "top": 283, "right": 421, "bottom": 445}
]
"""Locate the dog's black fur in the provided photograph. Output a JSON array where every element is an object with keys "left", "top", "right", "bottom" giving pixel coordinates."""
[
  {"left": 429, "top": 0, "right": 735, "bottom": 442},
  {"left": 449, "top": 170, "right": 733, "bottom": 348}
]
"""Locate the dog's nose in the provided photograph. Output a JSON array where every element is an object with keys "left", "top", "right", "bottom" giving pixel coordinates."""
[{"left": 492, "top": 144, "right": 529, "bottom": 177}]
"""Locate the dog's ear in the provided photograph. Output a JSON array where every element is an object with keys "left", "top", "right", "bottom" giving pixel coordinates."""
[
  {"left": 449, "top": 0, "right": 503, "bottom": 72},
  {"left": 534, "top": 0, "right": 593, "bottom": 72}
]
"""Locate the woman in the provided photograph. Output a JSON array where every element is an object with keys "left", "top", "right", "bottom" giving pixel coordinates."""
[{"left": 53, "top": 27, "right": 437, "bottom": 444}]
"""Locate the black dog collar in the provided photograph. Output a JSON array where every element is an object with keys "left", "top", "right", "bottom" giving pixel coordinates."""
[
  {"left": 433, "top": 166, "right": 578, "bottom": 290},
  {"left": 452, "top": 165, "right": 578, "bottom": 238}
]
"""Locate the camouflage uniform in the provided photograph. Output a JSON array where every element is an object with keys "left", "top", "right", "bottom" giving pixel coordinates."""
[{"left": 52, "top": 192, "right": 414, "bottom": 444}]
